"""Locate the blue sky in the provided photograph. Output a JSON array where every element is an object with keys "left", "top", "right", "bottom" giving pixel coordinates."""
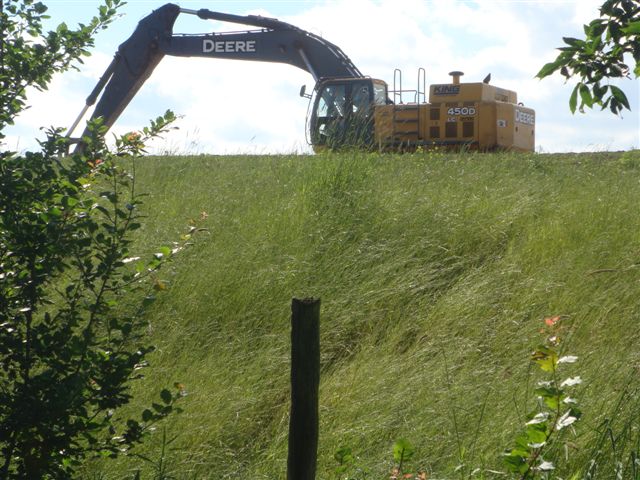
[{"left": 4, "top": 0, "right": 639, "bottom": 154}]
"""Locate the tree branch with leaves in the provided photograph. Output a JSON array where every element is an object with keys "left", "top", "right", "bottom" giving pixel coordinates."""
[
  {"left": 0, "top": 111, "right": 192, "bottom": 479},
  {"left": 0, "top": 1, "right": 195, "bottom": 477},
  {"left": 537, "top": 0, "right": 639, "bottom": 115},
  {"left": 0, "top": 0, "right": 123, "bottom": 137}
]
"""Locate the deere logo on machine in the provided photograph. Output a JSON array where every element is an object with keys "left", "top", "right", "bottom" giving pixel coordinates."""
[
  {"left": 202, "top": 39, "right": 257, "bottom": 53},
  {"left": 515, "top": 109, "right": 535, "bottom": 125},
  {"left": 433, "top": 84, "right": 461, "bottom": 96}
]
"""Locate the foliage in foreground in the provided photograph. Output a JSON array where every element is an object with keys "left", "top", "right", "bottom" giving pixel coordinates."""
[
  {"left": 0, "top": 112, "right": 188, "bottom": 478},
  {"left": 1, "top": 1, "right": 193, "bottom": 476},
  {"left": 538, "top": 0, "right": 639, "bottom": 115},
  {"left": 502, "top": 316, "right": 581, "bottom": 479},
  {"left": 330, "top": 316, "right": 582, "bottom": 480},
  {"left": 0, "top": 0, "right": 124, "bottom": 135}
]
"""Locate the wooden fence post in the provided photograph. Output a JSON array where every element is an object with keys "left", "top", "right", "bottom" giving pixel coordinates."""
[{"left": 287, "top": 297, "right": 321, "bottom": 480}]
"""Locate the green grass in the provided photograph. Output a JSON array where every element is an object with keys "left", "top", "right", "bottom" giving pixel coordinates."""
[{"left": 96, "top": 149, "right": 640, "bottom": 478}]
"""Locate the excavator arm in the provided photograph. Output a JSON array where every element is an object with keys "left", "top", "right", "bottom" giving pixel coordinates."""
[
  {"left": 68, "top": 3, "right": 363, "bottom": 140},
  {"left": 167, "top": 8, "right": 362, "bottom": 80}
]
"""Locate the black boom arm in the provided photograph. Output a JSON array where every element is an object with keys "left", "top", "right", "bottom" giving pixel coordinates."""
[{"left": 68, "top": 3, "right": 363, "bottom": 139}]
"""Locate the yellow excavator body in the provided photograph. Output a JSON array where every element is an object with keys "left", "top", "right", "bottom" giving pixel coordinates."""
[{"left": 373, "top": 72, "right": 535, "bottom": 152}]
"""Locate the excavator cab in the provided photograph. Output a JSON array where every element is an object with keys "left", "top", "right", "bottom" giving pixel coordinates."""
[{"left": 308, "top": 78, "right": 388, "bottom": 150}]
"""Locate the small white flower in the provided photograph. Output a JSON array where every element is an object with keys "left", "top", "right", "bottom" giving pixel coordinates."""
[
  {"left": 557, "top": 410, "right": 578, "bottom": 430},
  {"left": 558, "top": 355, "right": 578, "bottom": 364},
  {"left": 538, "top": 458, "right": 555, "bottom": 471},
  {"left": 527, "top": 412, "right": 550, "bottom": 425},
  {"left": 528, "top": 442, "right": 546, "bottom": 449},
  {"left": 561, "top": 376, "right": 582, "bottom": 387}
]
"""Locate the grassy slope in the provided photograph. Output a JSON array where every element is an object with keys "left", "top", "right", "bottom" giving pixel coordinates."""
[{"left": 106, "top": 150, "right": 640, "bottom": 478}]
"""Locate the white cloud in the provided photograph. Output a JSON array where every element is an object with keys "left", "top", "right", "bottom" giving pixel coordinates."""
[
  {"left": 3, "top": 0, "right": 638, "bottom": 154},
  {"left": 143, "top": 56, "right": 312, "bottom": 154},
  {"left": 571, "top": 0, "right": 604, "bottom": 26}
]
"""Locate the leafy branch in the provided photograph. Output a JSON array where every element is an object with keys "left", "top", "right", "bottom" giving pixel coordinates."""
[
  {"left": 0, "top": 0, "right": 125, "bottom": 135},
  {"left": 0, "top": 110, "right": 195, "bottom": 478},
  {"left": 537, "top": 0, "right": 639, "bottom": 115},
  {"left": 503, "top": 316, "right": 582, "bottom": 479}
]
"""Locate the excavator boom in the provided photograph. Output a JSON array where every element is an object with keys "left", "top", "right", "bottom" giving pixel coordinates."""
[
  {"left": 69, "top": 3, "right": 362, "bottom": 140},
  {"left": 175, "top": 7, "right": 361, "bottom": 79},
  {"left": 162, "top": 30, "right": 360, "bottom": 80}
]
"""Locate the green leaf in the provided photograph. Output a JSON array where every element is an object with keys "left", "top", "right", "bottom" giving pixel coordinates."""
[
  {"left": 141, "top": 296, "right": 156, "bottom": 308},
  {"left": 147, "top": 258, "right": 161, "bottom": 271},
  {"left": 562, "top": 37, "right": 585, "bottom": 48},
  {"left": 512, "top": 434, "right": 532, "bottom": 455},
  {"left": 126, "top": 419, "right": 140, "bottom": 430},
  {"left": 525, "top": 423, "right": 549, "bottom": 446},
  {"left": 593, "top": 82, "right": 608, "bottom": 102},
  {"left": 609, "top": 85, "right": 630, "bottom": 110},
  {"left": 537, "top": 60, "right": 562, "bottom": 79},
  {"left": 503, "top": 451, "right": 528, "bottom": 474},
  {"left": 531, "top": 345, "right": 559, "bottom": 372},
  {"left": 579, "top": 83, "right": 594, "bottom": 109},
  {"left": 568, "top": 405, "right": 583, "bottom": 420},
  {"left": 622, "top": 20, "right": 640, "bottom": 35},
  {"left": 160, "top": 389, "right": 172, "bottom": 405},
  {"left": 535, "top": 386, "right": 564, "bottom": 409},
  {"left": 142, "top": 409, "right": 153, "bottom": 422},
  {"left": 49, "top": 206, "right": 63, "bottom": 217},
  {"left": 334, "top": 446, "right": 354, "bottom": 465},
  {"left": 569, "top": 84, "right": 580, "bottom": 114},
  {"left": 393, "top": 438, "right": 415, "bottom": 463},
  {"left": 585, "top": 19, "right": 607, "bottom": 38}
]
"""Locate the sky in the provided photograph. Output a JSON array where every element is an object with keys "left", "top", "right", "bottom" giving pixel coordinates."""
[{"left": 4, "top": 0, "right": 639, "bottom": 154}]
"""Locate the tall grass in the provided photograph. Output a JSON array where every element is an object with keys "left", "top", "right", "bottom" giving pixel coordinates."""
[{"left": 94, "top": 149, "right": 640, "bottom": 478}]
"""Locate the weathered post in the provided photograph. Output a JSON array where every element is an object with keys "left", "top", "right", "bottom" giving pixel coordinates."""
[{"left": 287, "top": 297, "right": 321, "bottom": 480}]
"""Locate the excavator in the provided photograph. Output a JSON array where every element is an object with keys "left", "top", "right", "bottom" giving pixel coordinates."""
[{"left": 68, "top": 3, "right": 536, "bottom": 152}]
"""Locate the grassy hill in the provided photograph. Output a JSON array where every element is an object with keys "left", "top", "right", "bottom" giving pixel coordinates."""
[{"left": 96, "top": 149, "right": 640, "bottom": 479}]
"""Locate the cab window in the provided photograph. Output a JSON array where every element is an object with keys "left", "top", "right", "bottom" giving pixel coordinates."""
[
  {"left": 318, "top": 85, "right": 346, "bottom": 117},
  {"left": 373, "top": 82, "right": 387, "bottom": 105},
  {"left": 352, "top": 83, "right": 370, "bottom": 113}
]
